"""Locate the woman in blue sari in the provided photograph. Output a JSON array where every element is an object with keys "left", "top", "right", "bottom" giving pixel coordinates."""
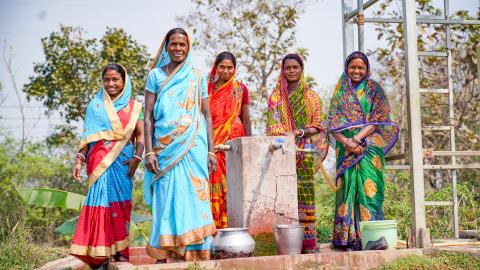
[
  {"left": 143, "top": 28, "right": 217, "bottom": 262},
  {"left": 71, "top": 64, "right": 144, "bottom": 269}
]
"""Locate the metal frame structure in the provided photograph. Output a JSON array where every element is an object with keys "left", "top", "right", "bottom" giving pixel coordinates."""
[{"left": 341, "top": 0, "right": 480, "bottom": 248}]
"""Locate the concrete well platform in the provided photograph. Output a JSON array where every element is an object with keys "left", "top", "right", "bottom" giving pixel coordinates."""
[{"left": 108, "top": 248, "right": 422, "bottom": 270}]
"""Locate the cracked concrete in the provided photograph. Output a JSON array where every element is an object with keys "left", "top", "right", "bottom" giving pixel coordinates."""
[{"left": 226, "top": 136, "right": 298, "bottom": 235}]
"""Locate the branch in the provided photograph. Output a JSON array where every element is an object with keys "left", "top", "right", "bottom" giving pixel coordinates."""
[{"left": 3, "top": 40, "right": 25, "bottom": 151}]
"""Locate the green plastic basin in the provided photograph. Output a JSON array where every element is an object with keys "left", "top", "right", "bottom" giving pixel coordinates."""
[{"left": 360, "top": 220, "right": 398, "bottom": 250}]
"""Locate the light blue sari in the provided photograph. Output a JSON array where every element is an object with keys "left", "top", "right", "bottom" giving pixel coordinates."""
[{"left": 144, "top": 33, "right": 215, "bottom": 261}]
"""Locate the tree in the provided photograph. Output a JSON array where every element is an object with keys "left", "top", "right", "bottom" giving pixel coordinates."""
[
  {"left": 177, "top": 0, "right": 314, "bottom": 129},
  {"left": 24, "top": 26, "right": 150, "bottom": 126}
]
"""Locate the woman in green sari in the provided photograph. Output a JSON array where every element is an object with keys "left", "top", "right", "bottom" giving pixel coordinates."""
[{"left": 328, "top": 51, "right": 399, "bottom": 251}]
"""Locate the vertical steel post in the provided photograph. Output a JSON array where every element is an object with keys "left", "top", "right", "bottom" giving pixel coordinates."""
[
  {"left": 444, "top": 0, "right": 459, "bottom": 239},
  {"left": 402, "top": 0, "right": 429, "bottom": 248},
  {"left": 357, "top": 0, "right": 365, "bottom": 52},
  {"left": 342, "top": 0, "right": 355, "bottom": 60}
]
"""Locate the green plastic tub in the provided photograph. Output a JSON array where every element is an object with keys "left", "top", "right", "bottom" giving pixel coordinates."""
[{"left": 360, "top": 220, "right": 397, "bottom": 250}]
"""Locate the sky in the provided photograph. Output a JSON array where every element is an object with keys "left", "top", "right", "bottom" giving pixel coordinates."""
[{"left": 0, "top": 0, "right": 477, "bottom": 140}]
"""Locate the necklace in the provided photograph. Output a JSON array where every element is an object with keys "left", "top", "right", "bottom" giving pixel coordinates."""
[{"left": 166, "top": 64, "right": 170, "bottom": 75}]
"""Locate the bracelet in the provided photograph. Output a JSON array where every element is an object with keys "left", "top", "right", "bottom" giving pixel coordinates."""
[
  {"left": 353, "top": 135, "right": 362, "bottom": 144},
  {"left": 298, "top": 129, "right": 305, "bottom": 138},
  {"left": 145, "top": 151, "right": 155, "bottom": 157},
  {"left": 76, "top": 153, "right": 85, "bottom": 163},
  {"left": 208, "top": 152, "right": 216, "bottom": 158},
  {"left": 133, "top": 154, "right": 143, "bottom": 161}
]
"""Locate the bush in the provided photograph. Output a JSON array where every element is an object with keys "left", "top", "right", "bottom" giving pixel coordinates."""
[{"left": 0, "top": 223, "right": 68, "bottom": 269}]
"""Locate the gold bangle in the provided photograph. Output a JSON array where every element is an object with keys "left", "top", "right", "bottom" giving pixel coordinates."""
[
  {"left": 145, "top": 151, "right": 155, "bottom": 157},
  {"left": 208, "top": 152, "right": 216, "bottom": 158}
]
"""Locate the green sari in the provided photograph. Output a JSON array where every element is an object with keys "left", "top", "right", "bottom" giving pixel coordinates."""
[{"left": 328, "top": 51, "right": 399, "bottom": 250}]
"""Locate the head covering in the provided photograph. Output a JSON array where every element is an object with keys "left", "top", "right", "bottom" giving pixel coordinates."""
[
  {"left": 79, "top": 64, "right": 132, "bottom": 150},
  {"left": 267, "top": 53, "right": 328, "bottom": 163},
  {"left": 327, "top": 51, "right": 399, "bottom": 155}
]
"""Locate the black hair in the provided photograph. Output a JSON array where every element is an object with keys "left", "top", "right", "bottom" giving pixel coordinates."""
[
  {"left": 282, "top": 53, "right": 304, "bottom": 69},
  {"left": 165, "top": 28, "right": 188, "bottom": 46},
  {"left": 102, "top": 63, "right": 126, "bottom": 81},
  {"left": 214, "top": 51, "right": 237, "bottom": 68}
]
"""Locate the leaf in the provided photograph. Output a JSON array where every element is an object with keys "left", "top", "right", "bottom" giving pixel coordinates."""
[
  {"left": 55, "top": 216, "right": 79, "bottom": 235},
  {"left": 17, "top": 187, "right": 85, "bottom": 211}
]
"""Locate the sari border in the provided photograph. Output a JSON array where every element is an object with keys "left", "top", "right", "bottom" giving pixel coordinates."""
[
  {"left": 146, "top": 245, "right": 210, "bottom": 261},
  {"left": 153, "top": 70, "right": 202, "bottom": 180},
  {"left": 159, "top": 223, "right": 216, "bottom": 247},
  {"left": 70, "top": 238, "right": 128, "bottom": 257},
  {"left": 87, "top": 101, "right": 142, "bottom": 188}
]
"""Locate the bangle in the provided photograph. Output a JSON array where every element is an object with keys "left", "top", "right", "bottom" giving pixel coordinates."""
[
  {"left": 208, "top": 152, "right": 216, "bottom": 158},
  {"left": 353, "top": 135, "right": 362, "bottom": 144},
  {"left": 133, "top": 154, "right": 143, "bottom": 161},
  {"left": 145, "top": 151, "right": 155, "bottom": 157},
  {"left": 298, "top": 129, "right": 305, "bottom": 138},
  {"left": 76, "top": 153, "right": 85, "bottom": 163}
]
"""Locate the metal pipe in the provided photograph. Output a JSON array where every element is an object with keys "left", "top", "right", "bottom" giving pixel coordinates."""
[
  {"left": 344, "top": 0, "right": 379, "bottom": 21},
  {"left": 215, "top": 144, "right": 231, "bottom": 151},
  {"left": 363, "top": 17, "right": 480, "bottom": 25},
  {"left": 402, "top": 0, "right": 429, "bottom": 248},
  {"left": 342, "top": 0, "right": 355, "bottom": 60},
  {"left": 444, "top": 0, "right": 459, "bottom": 239},
  {"left": 357, "top": 0, "right": 365, "bottom": 52}
]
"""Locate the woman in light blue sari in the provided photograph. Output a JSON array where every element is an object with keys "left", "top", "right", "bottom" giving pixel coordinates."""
[{"left": 143, "top": 28, "right": 217, "bottom": 262}]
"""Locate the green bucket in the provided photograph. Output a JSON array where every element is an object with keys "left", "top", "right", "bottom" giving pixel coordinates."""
[{"left": 360, "top": 220, "right": 397, "bottom": 250}]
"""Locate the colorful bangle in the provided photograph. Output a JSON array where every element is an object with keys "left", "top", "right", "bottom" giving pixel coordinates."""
[
  {"left": 133, "top": 154, "right": 143, "bottom": 161},
  {"left": 208, "top": 152, "right": 216, "bottom": 158},
  {"left": 353, "top": 135, "right": 362, "bottom": 144}
]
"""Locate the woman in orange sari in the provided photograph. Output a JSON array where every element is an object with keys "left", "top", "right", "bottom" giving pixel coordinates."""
[{"left": 208, "top": 51, "right": 252, "bottom": 228}]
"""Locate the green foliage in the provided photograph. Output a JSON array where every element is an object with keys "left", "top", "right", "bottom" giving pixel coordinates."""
[
  {"left": 379, "top": 250, "right": 480, "bottom": 270},
  {"left": 383, "top": 172, "right": 412, "bottom": 240},
  {"left": 316, "top": 181, "right": 335, "bottom": 242},
  {"left": 24, "top": 25, "right": 150, "bottom": 126},
  {"left": 17, "top": 187, "right": 85, "bottom": 212},
  {"left": 0, "top": 223, "right": 68, "bottom": 270},
  {"left": 0, "top": 134, "right": 84, "bottom": 243}
]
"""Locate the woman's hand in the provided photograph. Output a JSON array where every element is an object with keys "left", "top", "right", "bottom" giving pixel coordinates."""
[
  {"left": 344, "top": 138, "right": 359, "bottom": 152},
  {"left": 352, "top": 145, "right": 364, "bottom": 156},
  {"left": 123, "top": 158, "right": 141, "bottom": 177},
  {"left": 72, "top": 163, "right": 83, "bottom": 182},
  {"left": 208, "top": 154, "right": 217, "bottom": 174},
  {"left": 145, "top": 154, "right": 159, "bottom": 174}
]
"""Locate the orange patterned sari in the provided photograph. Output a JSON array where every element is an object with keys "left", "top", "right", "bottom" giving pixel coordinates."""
[{"left": 208, "top": 68, "right": 246, "bottom": 228}]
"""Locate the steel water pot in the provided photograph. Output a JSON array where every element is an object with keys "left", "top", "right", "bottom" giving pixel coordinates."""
[{"left": 211, "top": 228, "right": 256, "bottom": 260}]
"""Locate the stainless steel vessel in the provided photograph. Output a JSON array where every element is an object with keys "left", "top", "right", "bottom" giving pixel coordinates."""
[
  {"left": 273, "top": 224, "right": 304, "bottom": 255},
  {"left": 211, "top": 228, "right": 256, "bottom": 260}
]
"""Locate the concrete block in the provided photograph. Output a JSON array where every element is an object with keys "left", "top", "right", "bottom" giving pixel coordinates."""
[{"left": 225, "top": 136, "right": 298, "bottom": 235}]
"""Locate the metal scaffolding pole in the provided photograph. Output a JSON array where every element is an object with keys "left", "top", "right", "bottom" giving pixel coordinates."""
[
  {"left": 402, "top": 0, "right": 429, "bottom": 248},
  {"left": 357, "top": 0, "right": 365, "bottom": 52},
  {"left": 342, "top": 0, "right": 354, "bottom": 60}
]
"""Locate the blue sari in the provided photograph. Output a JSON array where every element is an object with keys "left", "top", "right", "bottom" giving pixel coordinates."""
[
  {"left": 71, "top": 67, "right": 142, "bottom": 268},
  {"left": 144, "top": 33, "right": 216, "bottom": 261}
]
